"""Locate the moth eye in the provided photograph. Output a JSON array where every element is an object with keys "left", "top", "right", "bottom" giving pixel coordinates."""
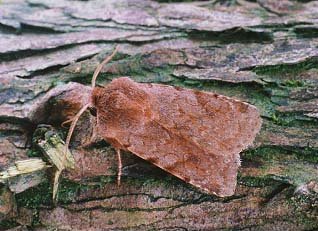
[{"left": 89, "top": 106, "right": 97, "bottom": 117}]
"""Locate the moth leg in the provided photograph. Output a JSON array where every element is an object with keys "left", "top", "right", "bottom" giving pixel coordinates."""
[
  {"left": 64, "top": 103, "right": 90, "bottom": 156},
  {"left": 116, "top": 148, "right": 122, "bottom": 186}
]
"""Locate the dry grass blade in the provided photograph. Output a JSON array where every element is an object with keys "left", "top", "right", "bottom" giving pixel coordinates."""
[
  {"left": 53, "top": 170, "right": 62, "bottom": 201},
  {"left": 0, "top": 158, "right": 48, "bottom": 183}
]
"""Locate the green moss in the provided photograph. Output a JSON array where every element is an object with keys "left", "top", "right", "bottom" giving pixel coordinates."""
[
  {"left": 242, "top": 146, "right": 318, "bottom": 187},
  {"left": 56, "top": 179, "right": 86, "bottom": 204},
  {"left": 238, "top": 175, "right": 279, "bottom": 187},
  {"left": 15, "top": 180, "right": 52, "bottom": 208},
  {"left": 0, "top": 219, "right": 19, "bottom": 230},
  {"left": 288, "top": 193, "right": 318, "bottom": 229},
  {"left": 15, "top": 177, "right": 106, "bottom": 207},
  {"left": 269, "top": 111, "right": 317, "bottom": 127},
  {"left": 243, "top": 146, "right": 318, "bottom": 164},
  {"left": 76, "top": 54, "right": 176, "bottom": 86},
  {"left": 270, "top": 112, "right": 303, "bottom": 126},
  {"left": 26, "top": 149, "right": 43, "bottom": 158},
  {"left": 111, "top": 54, "right": 145, "bottom": 76},
  {"left": 112, "top": 56, "right": 175, "bottom": 84},
  {"left": 31, "top": 210, "right": 41, "bottom": 227},
  {"left": 14, "top": 172, "right": 178, "bottom": 209},
  {"left": 283, "top": 79, "right": 305, "bottom": 87},
  {"left": 253, "top": 59, "right": 318, "bottom": 77}
]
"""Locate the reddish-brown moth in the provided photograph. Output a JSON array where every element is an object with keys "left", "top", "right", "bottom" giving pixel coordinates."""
[{"left": 64, "top": 46, "right": 262, "bottom": 197}]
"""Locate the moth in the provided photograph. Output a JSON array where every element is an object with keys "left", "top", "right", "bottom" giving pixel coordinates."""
[{"left": 64, "top": 46, "right": 262, "bottom": 197}]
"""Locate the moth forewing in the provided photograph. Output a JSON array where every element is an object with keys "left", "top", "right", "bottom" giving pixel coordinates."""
[{"left": 92, "top": 77, "right": 262, "bottom": 197}]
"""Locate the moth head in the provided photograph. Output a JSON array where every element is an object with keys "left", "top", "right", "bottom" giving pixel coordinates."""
[
  {"left": 88, "top": 105, "right": 97, "bottom": 117},
  {"left": 91, "top": 86, "right": 104, "bottom": 114},
  {"left": 92, "top": 77, "right": 154, "bottom": 122},
  {"left": 63, "top": 45, "right": 119, "bottom": 167}
]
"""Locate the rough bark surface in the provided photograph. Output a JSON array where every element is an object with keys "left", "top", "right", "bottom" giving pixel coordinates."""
[{"left": 0, "top": 0, "right": 317, "bottom": 230}]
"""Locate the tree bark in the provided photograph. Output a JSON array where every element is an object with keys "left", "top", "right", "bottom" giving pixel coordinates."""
[{"left": 0, "top": 0, "right": 317, "bottom": 230}]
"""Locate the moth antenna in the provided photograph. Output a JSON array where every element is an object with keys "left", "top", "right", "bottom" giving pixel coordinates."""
[
  {"left": 116, "top": 149, "right": 122, "bottom": 186},
  {"left": 91, "top": 45, "right": 119, "bottom": 88},
  {"left": 64, "top": 103, "right": 90, "bottom": 155}
]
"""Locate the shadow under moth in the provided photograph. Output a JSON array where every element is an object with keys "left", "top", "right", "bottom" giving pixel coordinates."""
[{"left": 62, "top": 45, "right": 262, "bottom": 198}]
